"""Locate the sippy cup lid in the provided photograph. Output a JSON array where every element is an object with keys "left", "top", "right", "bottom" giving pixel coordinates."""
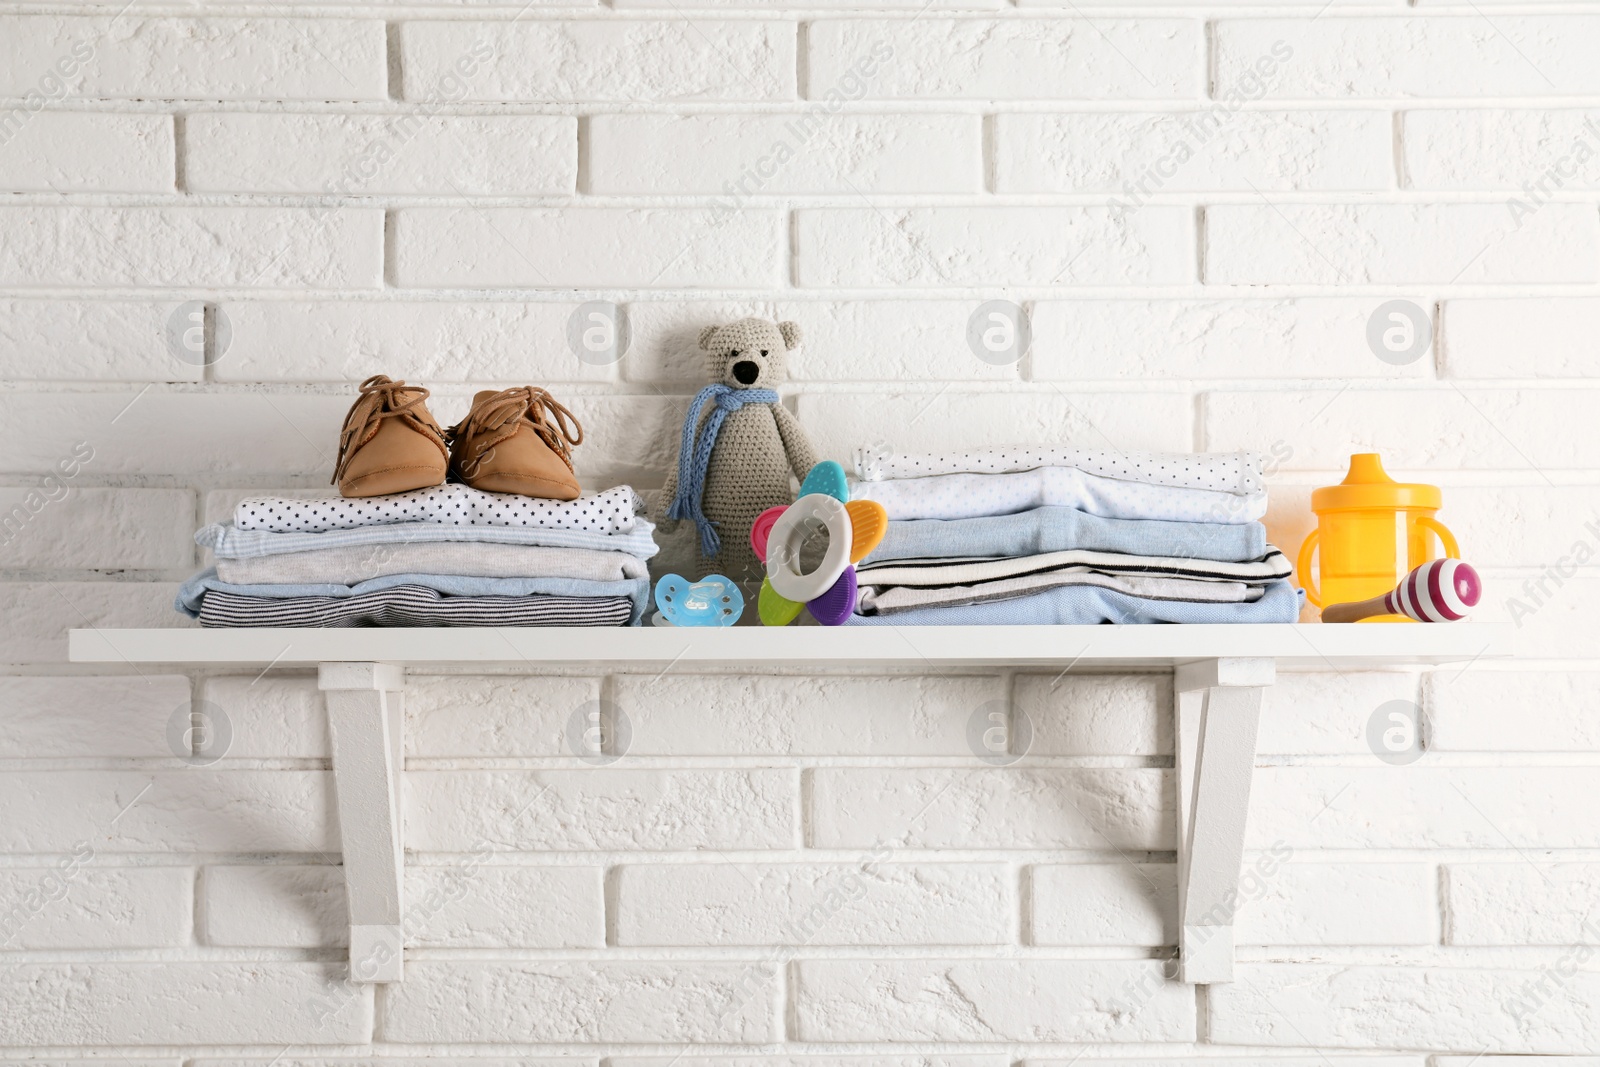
[{"left": 1310, "top": 453, "right": 1442, "bottom": 511}]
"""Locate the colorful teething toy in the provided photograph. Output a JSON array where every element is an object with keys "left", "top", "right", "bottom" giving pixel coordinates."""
[
  {"left": 750, "top": 461, "right": 887, "bottom": 626},
  {"left": 653, "top": 573, "right": 744, "bottom": 626}
]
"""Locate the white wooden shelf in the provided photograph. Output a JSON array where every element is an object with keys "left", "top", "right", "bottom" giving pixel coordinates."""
[{"left": 71, "top": 623, "right": 1512, "bottom": 987}]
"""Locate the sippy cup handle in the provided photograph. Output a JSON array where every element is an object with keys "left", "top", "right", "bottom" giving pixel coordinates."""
[
  {"left": 1296, "top": 530, "right": 1322, "bottom": 608},
  {"left": 1417, "top": 516, "right": 1459, "bottom": 559}
]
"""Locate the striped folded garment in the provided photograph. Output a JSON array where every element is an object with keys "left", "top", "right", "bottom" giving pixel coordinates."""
[
  {"left": 854, "top": 547, "right": 1292, "bottom": 616},
  {"left": 197, "top": 585, "right": 635, "bottom": 628}
]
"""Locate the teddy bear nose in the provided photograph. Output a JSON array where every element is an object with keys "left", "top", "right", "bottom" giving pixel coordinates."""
[{"left": 732, "top": 360, "right": 760, "bottom": 385}]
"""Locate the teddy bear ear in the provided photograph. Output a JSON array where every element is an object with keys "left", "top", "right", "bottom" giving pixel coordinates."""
[
  {"left": 698, "top": 324, "right": 720, "bottom": 351},
  {"left": 778, "top": 320, "right": 802, "bottom": 349}
]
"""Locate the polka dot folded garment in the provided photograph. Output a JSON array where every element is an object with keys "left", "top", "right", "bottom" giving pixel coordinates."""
[
  {"left": 853, "top": 446, "right": 1264, "bottom": 495},
  {"left": 234, "top": 484, "right": 641, "bottom": 536}
]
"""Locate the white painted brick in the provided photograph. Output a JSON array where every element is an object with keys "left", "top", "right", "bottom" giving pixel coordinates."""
[
  {"left": 796, "top": 206, "right": 1194, "bottom": 287},
  {"left": 614, "top": 863, "right": 1012, "bottom": 945},
  {"left": 1435, "top": 1061, "right": 1600, "bottom": 1067},
  {"left": 196, "top": 676, "right": 323, "bottom": 759},
  {"left": 400, "top": 20, "right": 795, "bottom": 102},
  {"left": 1215, "top": 17, "right": 1600, "bottom": 99},
  {"left": 617, "top": 674, "right": 1000, "bottom": 756},
  {"left": 588, "top": 113, "right": 980, "bottom": 194},
  {"left": 0, "top": 207, "right": 384, "bottom": 289},
  {"left": 809, "top": 768, "right": 1170, "bottom": 849},
  {"left": 0, "top": 770, "right": 330, "bottom": 852},
  {"left": 196, "top": 1061, "right": 584, "bottom": 1067},
  {"left": 393, "top": 207, "right": 783, "bottom": 289},
  {"left": 1476, "top": 577, "right": 1600, "bottom": 659},
  {"left": 616, "top": 1060, "right": 1004, "bottom": 1067},
  {"left": 0, "top": 112, "right": 171, "bottom": 192},
  {"left": 1444, "top": 298, "right": 1600, "bottom": 377},
  {"left": 807, "top": 20, "right": 1202, "bottom": 100},
  {"left": 214, "top": 301, "right": 611, "bottom": 383},
  {"left": 1447, "top": 863, "right": 1600, "bottom": 945},
  {"left": 0, "top": 962, "right": 370, "bottom": 1045},
  {"left": 794, "top": 959, "right": 1196, "bottom": 1041},
  {"left": 800, "top": 391, "right": 1193, "bottom": 465},
  {"left": 408, "top": 673, "right": 600, "bottom": 757},
  {"left": 0, "top": 17, "right": 386, "bottom": 101},
  {"left": 0, "top": 675, "right": 190, "bottom": 758},
  {"left": 0, "top": 582, "right": 186, "bottom": 663},
  {"left": 410, "top": 769, "right": 795, "bottom": 851},
  {"left": 186, "top": 113, "right": 575, "bottom": 195},
  {"left": 622, "top": 299, "right": 1019, "bottom": 383},
  {"left": 198, "top": 672, "right": 603, "bottom": 759},
  {"left": 0, "top": 488, "right": 194, "bottom": 569},
  {"left": 1259, "top": 672, "right": 1420, "bottom": 756},
  {"left": 0, "top": 300, "right": 203, "bottom": 382},
  {"left": 0, "top": 393, "right": 342, "bottom": 478},
  {"left": 1031, "top": 861, "right": 1436, "bottom": 946},
  {"left": 202, "top": 864, "right": 602, "bottom": 948},
  {"left": 1204, "top": 204, "right": 1598, "bottom": 285},
  {"left": 996, "top": 111, "right": 1390, "bottom": 193},
  {"left": 1034, "top": 1061, "right": 1424, "bottom": 1067},
  {"left": 1249, "top": 766, "right": 1600, "bottom": 848},
  {"left": 381, "top": 960, "right": 776, "bottom": 1042},
  {"left": 1032, "top": 299, "right": 1434, "bottom": 381},
  {"left": 0, "top": 866, "right": 192, "bottom": 948},
  {"left": 1013, "top": 674, "right": 1170, "bottom": 756},
  {"left": 1429, "top": 671, "right": 1600, "bottom": 751},
  {"left": 1405, "top": 110, "right": 1600, "bottom": 191},
  {"left": 1204, "top": 389, "right": 1600, "bottom": 470},
  {"left": 1209, "top": 962, "right": 1600, "bottom": 1053}
]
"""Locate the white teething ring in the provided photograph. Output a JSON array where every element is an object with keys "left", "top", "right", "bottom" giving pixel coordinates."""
[{"left": 766, "top": 493, "right": 852, "bottom": 602}]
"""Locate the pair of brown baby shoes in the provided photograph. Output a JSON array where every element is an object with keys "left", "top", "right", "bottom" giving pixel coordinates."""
[{"left": 331, "top": 375, "right": 584, "bottom": 500}]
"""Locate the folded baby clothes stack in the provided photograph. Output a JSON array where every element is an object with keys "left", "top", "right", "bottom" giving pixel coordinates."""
[
  {"left": 846, "top": 447, "right": 1301, "bottom": 625},
  {"left": 177, "top": 484, "right": 658, "bottom": 628}
]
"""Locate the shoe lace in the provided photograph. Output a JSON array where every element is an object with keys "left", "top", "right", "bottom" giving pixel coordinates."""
[
  {"left": 452, "top": 387, "right": 584, "bottom": 472},
  {"left": 332, "top": 374, "right": 445, "bottom": 485}
]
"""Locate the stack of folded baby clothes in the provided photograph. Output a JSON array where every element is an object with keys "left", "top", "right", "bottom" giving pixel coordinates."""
[
  {"left": 845, "top": 446, "right": 1301, "bottom": 625},
  {"left": 177, "top": 376, "right": 656, "bottom": 628}
]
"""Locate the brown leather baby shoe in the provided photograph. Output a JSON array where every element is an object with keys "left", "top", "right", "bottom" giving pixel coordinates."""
[
  {"left": 331, "top": 375, "right": 450, "bottom": 498},
  {"left": 449, "top": 386, "right": 583, "bottom": 500}
]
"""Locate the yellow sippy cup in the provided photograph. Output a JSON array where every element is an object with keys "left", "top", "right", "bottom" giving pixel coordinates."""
[{"left": 1296, "top": 453, "right": 1459, "bottom": 623}]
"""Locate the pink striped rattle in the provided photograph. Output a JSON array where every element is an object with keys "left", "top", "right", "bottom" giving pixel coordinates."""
[{"left": 1321, "top": 559, "right": 1481, "bottom": 623}]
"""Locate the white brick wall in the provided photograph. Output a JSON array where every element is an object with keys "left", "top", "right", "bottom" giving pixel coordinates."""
[{"left": 0, "top": 0, "right": 1591, "bottom": 1061}]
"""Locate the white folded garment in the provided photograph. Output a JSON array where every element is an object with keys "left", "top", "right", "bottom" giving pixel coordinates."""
[
  {"left": 234, "top": 484, "right": 640, "bottom": 535},
  {"left": 215, "top": 540, "right": 648, "bottom": 586},
  {"left": 857, "top": 569, "right": 1258, "bottom": 615},
  {"left": 854, "top": 445, "right": 1263, "bottom": 494},
  {"left": 851, "top": 467, "right": 1267, "bottom": 524}
]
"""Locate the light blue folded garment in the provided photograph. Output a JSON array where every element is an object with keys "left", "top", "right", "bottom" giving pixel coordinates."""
[
  {"left": 866, "top": 506, "right": 1267, "bottom": 565},
  {"left": 848, "top": 578, "right": 1303, "bottom": 626},
  {"left": 198, "top": 517, "right": 660, "bottom": 562},
  {"left": 177, "top": 569, "right": 650, "bottom": 626}
]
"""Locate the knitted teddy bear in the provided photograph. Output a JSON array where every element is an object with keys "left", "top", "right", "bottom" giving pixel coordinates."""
[{"left": 659, "top": 317, "right": 818, "bottom": 582}]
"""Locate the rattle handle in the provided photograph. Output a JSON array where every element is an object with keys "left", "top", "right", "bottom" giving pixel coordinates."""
[{"left": 1320, "top": 594, "right": 1395, "bottom": 624}]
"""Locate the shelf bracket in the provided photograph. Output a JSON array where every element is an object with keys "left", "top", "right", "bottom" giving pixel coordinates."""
[
  {"left": 1173, "top": 656, "right": 1273, "bottom": 984},
  {"left": 319, "top": 661, "right": 406, "bottom": 984}
]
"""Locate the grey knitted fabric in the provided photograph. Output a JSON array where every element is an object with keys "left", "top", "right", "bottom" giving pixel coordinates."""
[{"left": 657, "top": 318, "right": 819, "bottom": 581}]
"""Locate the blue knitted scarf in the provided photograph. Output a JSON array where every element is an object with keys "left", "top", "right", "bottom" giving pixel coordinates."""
[{"left": 667, "top": 383, "right": 779, "bottom": 557}]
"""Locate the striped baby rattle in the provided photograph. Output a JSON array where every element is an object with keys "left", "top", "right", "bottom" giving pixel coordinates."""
[{"left": 1321, "top": 559, "right": 1482, "bottom": 623}]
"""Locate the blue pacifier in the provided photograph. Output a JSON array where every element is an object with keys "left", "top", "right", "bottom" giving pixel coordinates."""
[{"left": 654, "top": 573, "right": 744, "bottom": 627}]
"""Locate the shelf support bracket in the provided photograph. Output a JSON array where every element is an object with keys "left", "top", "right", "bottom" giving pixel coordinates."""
[
  {"left": 1173, "top": 656, "right": 1273, "bottom": 985},
  {"left": 319, "top": 661, "right": 406, "bottom": 984}
]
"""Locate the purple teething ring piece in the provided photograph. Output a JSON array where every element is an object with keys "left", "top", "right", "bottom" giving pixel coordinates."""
[{"left": 807, "top": 566, "right": 858, "bottom": 627}]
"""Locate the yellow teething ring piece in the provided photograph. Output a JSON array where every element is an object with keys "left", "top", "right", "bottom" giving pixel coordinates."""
[
  {"left": 844, "top": 500, "right": 888, "bottom": 563},
  {"left": 758, "top": 577, "right": 805, "bottom": 626}
]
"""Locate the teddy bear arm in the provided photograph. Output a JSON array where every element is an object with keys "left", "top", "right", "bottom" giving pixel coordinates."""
[{"left": 770, "top": 402, "right": 819, "bottom": 482}]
